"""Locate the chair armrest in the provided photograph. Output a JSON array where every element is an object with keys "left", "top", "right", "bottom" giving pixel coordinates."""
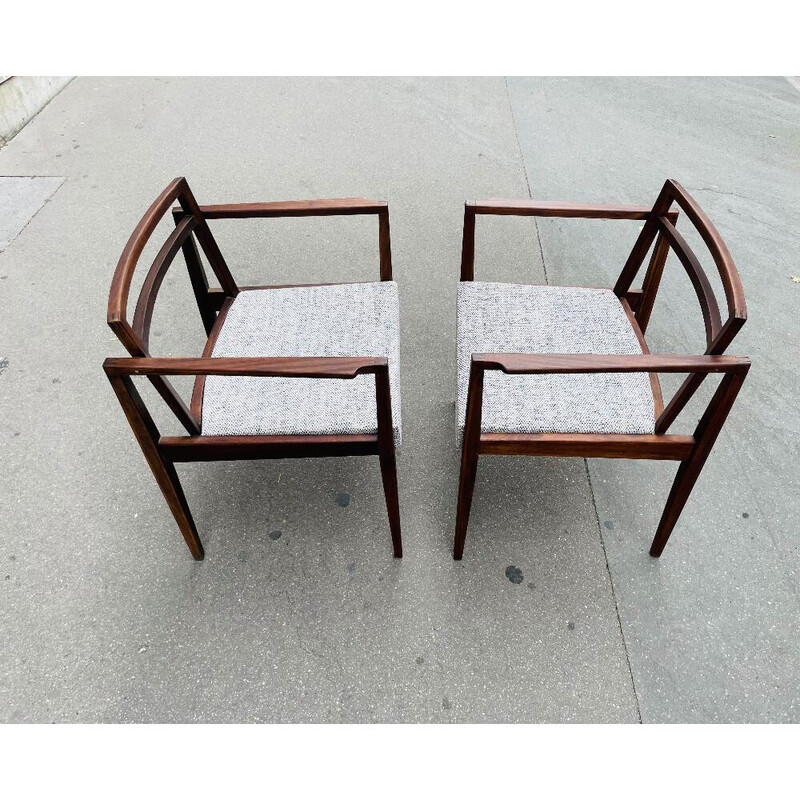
[
  {"left": 177, "top": 197, "right": 394, "bottom": 281},
  {"left": 472, "top": 353, "right": 750, "bottom": 375},
  {"left": 459, "top": 200, "right": 679, "bottom": 280},
  {"left": 103, "top": 356, "right": 388, "bottom": 379},
  {"left": 468, "top": 200, "right": 679, "bottom": 222},
  {"left": 183, "top": 198, "right": 387, "bottom": 219}
]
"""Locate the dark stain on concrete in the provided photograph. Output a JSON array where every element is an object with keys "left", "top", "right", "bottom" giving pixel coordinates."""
[
  {"left": 505, "top": 565, "right": 524, "bottom": 584},
  {"left": 527, "top": 582, "right": 535, "bottom": 590},
  {"left": 742, "top": 512, "right": 750, "bottom": 519},
  {"left": 567, "top": 621, "right": 576, "bottom": 631},
  {"left": 347, "top": 562, "right": 356, "bottom": 574},
  {"left": 416, "top": 656, "right": 424, "bottom": 665},
  {"left": 604, "top": 520, "right": 615, "bottom": 530},
  {"left": 268, "top": 530, "right": 282, "bottom": 541},
  {"left": 0, "top": 358, "right": 8, "bottom": 375},
  {"left": 336, "top": 491, "right": 351, "bottom": 508},
  {"left": 442, "top": 698, "right": 452, "bottom": 710}
]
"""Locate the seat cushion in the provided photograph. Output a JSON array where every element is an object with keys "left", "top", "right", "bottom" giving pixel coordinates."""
[
  {"left": 202, "top": 282, "right": 401, "bottom": 444},
  {"left": 456, "top": 282, "right": 655, "bottom": 437}
]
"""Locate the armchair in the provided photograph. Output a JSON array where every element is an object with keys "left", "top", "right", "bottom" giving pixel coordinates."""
[
  {"left": 105, "top": 178, "right": 402, "bottom": 560},
  {"left": 454, "top": 180, "right": 749, "bottom": 559}
]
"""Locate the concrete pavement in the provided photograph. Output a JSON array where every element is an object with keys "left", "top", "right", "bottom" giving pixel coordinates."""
[
  {"left": 507, "top": 77, "right": 800, "bottom": 721},
  {"left": 0, "top": 77, "right": 797, "bottom": 722}
]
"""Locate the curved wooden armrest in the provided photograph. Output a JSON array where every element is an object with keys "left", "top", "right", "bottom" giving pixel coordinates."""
[
  {"left": 188, "top": 198, "right": 388, "bottom": 219},
  {"left": 472, "top": 353, "right": 751, "bottom": 375},
  {"left": 468, "top": 200, "right": 679, "bottom": 222},
  {"left": 103, "top": 356, "right": 388, "bottom": 379}
]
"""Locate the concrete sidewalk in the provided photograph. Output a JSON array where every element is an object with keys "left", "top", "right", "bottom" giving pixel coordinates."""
[
  {"left": 507, "top": 77, "right": 800, "bottom": 721},
  {"left": 0, "top": 78, "right": 797, "bottom": 722}
]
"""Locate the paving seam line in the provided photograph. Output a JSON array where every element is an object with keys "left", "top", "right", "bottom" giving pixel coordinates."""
[{"left": 505, "top": 76, "right": 643, "bottom": 722}]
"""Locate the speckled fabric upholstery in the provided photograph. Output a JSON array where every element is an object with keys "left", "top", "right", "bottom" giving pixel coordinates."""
[
  {"left": 456, "top": 282, "right": 655, "bottom": 438},
  {"left": 202, "top": 282, "right": 401, "bottom": 444}
]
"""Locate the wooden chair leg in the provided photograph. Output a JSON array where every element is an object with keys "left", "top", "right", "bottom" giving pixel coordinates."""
[
  {"left": 453, "top": 445, "right": 479, "bottom": 560},
  {"left": 152, "top": 459, "right": 204, "bottom": 561},
  {"left": 107, "top": 373, "right": 205, "bottom": 561},
  {"left": 375, "top": 369, "right": 402, "bottom": 558},
  {"left": 378, "top": 438, "right": 403, "bottom": 558},
  {"left": 650, "top": 369, "right": 747, "bottom": 557},
  {"left": 649, "top": 458, "right": 703, "bottom": 557},
  {"left": 453, "top": 362, "right": 484, "bottom": 560}
]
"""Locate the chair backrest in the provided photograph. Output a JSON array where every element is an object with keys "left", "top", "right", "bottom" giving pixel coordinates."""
[
  {"left": 107, "top": 177, "right": 237, "bottom": 358},
  {"left": 107, "top": 177, "right": 238, "bottom": 434},
  {"left": 614, "top": 179, "right": 747, "bottom": 355}
]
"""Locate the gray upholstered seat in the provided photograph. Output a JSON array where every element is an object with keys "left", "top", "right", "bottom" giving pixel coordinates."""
[
  {"left": 456, "top": 282, "right": 655, "bottom": 437},
  {"left": 202, "top": 282, "right": 402, "bottom": 444}
]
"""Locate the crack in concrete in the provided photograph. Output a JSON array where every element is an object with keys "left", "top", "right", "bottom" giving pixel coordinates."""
[
  {"left": 583, "top": 460, "right": 643, "bottom": 723},
  {"left": 0, "top": 176, "right": 65, "bottom": 253},
  {"left": 689, "top": 185, "right": 752, "bottom": 203},
  {"left": 504, "top": 78, "right": 548, "bottom": 286},
  {"left": 399, "top": 78, "right": 520, "bottom": 166}
]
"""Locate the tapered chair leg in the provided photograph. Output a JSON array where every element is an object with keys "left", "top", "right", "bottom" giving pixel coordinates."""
[
  {"left": 649, "top": 458, "right": 703, "bottom": 557},
  {"left": 453, "top": 446, "right": 479, "bottom": 560},
  {"left": 375, "top": 368, "right": 402, "bottom": 558},
  {"left": 107, "top": 373, "right": 205, "bottom": 560},
  {"left": 649, "top": 369, "right": 748, "bottom": 557},
  {"left": 378, "top": 439, "right": 403, "bottom": 558},
  {"left": 454, "top": 362, "right": 484, "bottom": 560},
  {"left": 152, "top": 459, "right": 205, "bottom": 561}
]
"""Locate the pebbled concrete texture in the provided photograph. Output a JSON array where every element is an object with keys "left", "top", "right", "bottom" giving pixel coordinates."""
[
  {"left": 507, "top": 77, "right": 800, "bottom": 722},
  {"left": 0, "top": 78, "right": 637, "bottom": 723}
]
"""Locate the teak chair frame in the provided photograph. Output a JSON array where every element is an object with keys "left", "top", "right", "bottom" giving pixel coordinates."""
[
  {"left": 454, "top": 179, "right": 750, "bottom": 560},
  {"left": 104, "top": 177, "right": 401, "bottom": 561}
]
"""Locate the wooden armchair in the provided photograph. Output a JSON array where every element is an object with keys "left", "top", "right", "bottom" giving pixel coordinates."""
[
  {"left": 104, "top": 178, "right": 402, "bottom": 561},
  {"left": 454, "top": 179, "right": 749, "bottom": 560}
]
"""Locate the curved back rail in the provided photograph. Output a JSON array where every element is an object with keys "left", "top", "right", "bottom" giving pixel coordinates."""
[
  {"left": 656, "top": 215, "right": 722, "bottom": 346},
  {"left": 107, "top": 177, "right": 239, "bottom": 434},
  {"left": 132, "top": 215, "right": 197, "bottom": 350},
  {"left": 614, "top": 179, "right": 746, "bottom": 346},
  {"left": 108, "top": 176, "right": 238, "bottom": 353},
  {"left": 613, "top": 180, "right": 747, "bottom": 432}
]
